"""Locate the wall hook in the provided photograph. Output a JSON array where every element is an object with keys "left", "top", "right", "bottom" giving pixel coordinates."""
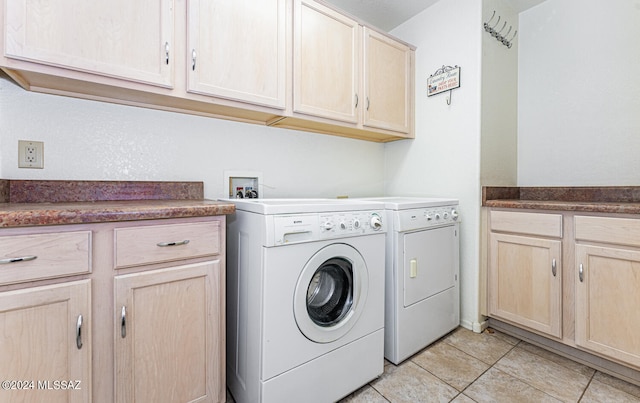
[
  {"left": 483, "top": 11, "right": 517, "bottom": 49},
  {"left": 499, "top": 26, "right": 512, "bottom": 42},
  {"left": 484, "top": 11, "right": 496, "bottom": 30},
  {"left": 492, "top": 21, "right": 507, "bottom": 37}
]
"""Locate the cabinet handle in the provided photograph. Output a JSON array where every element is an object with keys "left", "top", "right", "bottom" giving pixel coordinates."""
[
  {"left": 552, "top": 258, "right": 557, "bottom": 277},
  {"left": 192, "top": 49, "right": 197, "bottom": 71},
  {"left": 121, "top": 306, "right": 127, "bottom": 338},
  {"left": 164, "top": 42, "right": 170, "bottom": 65},
  {"left": 579, "top": 263, "right": 584, "bottom": 282},
  {"left": 366, "top": 97, "right": 370, "bottom": 110},
  {"left": 355, "top": 94, "right": 359, "bottom": 108},
  {"left": 0, "top": 255, "right": 37, "bottom": 264},
  {"left": 76, "top": 315, "right": 83, "bottom": 350},
  {"left": 157, "top": 240, "right": 190, "bottom": 247}
]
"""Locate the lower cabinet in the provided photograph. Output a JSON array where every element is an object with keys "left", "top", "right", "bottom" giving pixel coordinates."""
[
  {"left": 487, "top": 210, "right": 563, "bottom": 339},
  {"left": 114, "top": 261, "right": 224, "bottom": 403},
  {"left": 0, "top": 215, "right": 226, "bottom": 403},
  {"left": 574, "top": 215, "right": 640, "bottom": 369},
  {"left": 489, "top": 233, "right": 562, "bottom": 338},
  {"left": 487, "top": 210, "right": 640, "bottom": 373},
  {"left": 0, "top": 280, "right": 91, "bottom": 403}
]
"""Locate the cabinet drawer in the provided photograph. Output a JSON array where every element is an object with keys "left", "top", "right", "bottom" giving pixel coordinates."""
[
  {"left": 575, "top": 216, "right": 640, "bottom": 248},
  {"left": 0, "top": 231, "right": 92, "bottom": 285},
  {"left": 490, "top": 210, "right": 562, "bottom": 238},
  {"left": 114, "top": 221, "right": 220, "bottom": 268}
]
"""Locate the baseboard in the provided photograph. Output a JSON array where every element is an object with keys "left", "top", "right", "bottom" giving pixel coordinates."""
[{"left": 460, "top": 318, "right": 489, "bottom": 334}]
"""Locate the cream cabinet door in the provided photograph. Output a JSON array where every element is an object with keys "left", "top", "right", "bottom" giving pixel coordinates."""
[
  {"left": 575, "top": 245, "right": 640, "bottom": 368},
  {"left": 187, "top": 0, "right": 286, "bottom": 108},
  {"left": 294, "top": 0, "right": 360, "bottom": 123},
  {"left": 114, "top": 261, "right": 223, "bottom": 403},
  {"left": 363, "top": 27, "right": 412, "bottom": 134},
  {"left": 488, "top": 233, "right": 562, "bottom": 338},
  {"left": 0, "top": 280, "right": 91, "bottom": 403},
  {"left": 4, "top": 0, "right": 174, "bottom": 87}
]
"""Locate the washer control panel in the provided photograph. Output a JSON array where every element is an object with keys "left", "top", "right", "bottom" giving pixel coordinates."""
[
  {"left": 394, "top": 206, "right": 459, "bottom": 232},
  {"left": 319, "top": 211, "right": 384, "bottom": 236},
  {"left": 270, "top": 210, "right": 385, "bottom": 246}
]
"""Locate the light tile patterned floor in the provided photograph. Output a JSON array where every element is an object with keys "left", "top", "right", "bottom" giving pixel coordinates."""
[
  {"left": 226, "top": 327, "right": 640, "bottom": 403},
  {"left": 339, "top": 327, "right": 640, "bottom": 403}
]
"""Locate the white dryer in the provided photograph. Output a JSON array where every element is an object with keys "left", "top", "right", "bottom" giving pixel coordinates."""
[
  {"left": 224, "top": 199, "right": 386, "bottom": 403},
  {"left": 363, "top": 197, "right": 460, "bottom": 364}
]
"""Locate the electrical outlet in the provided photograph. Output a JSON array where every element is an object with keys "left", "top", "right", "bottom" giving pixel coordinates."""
[{"left": 18, "top": 140, "right": 44, "bottom": 169}]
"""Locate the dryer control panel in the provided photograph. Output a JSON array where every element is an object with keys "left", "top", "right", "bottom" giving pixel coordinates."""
[
  {"left": 394, "top": 206, "right": 459, "bottom": 232},
  {"left": 269, "top": 210, "right": 385, "bottom": 246}
]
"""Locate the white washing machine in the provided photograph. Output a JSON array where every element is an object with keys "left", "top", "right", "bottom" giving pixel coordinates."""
[
  {"left": 224, "top": 199, "right": 386, "bottom": 403},
  {"left": 362, "top": 197, "right": 460, "bottom": 364}
]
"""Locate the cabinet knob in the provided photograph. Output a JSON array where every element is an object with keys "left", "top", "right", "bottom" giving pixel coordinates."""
[
  {"left": 76, "top": 314, "right": 83, "bottom": 350},
  {"left": 165, "top": 42, "right": 170, "bottom": 65},
  {"left": 192, "top": 49, "right": 197, "bottom": 71},
  {"left": 579, "top": 263, "right": 584, "bottom": 282},
  {"left": 121, "top": 306, "right": 127, "bottom": 338},
  {"left": 157, "top": 240, "right": 190, "bottom": 247},
  {"left": 552, "top": 258, "right": 557, "bottom": 277},
  {"left": 0, "top": 255, "right": 37, "bottom": 264}
]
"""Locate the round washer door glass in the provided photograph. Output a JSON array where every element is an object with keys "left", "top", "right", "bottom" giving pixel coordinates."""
[{"left": 294, "top": 243, "right": 369, "bottom": 343}]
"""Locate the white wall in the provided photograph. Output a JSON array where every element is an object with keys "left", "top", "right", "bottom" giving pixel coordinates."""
[
  {"left": 518, "top": 0, "right": 640, "bottom": 186},
  {"left": 0, "top": 74, "right": 385, "bottom": 199},
  {"left": 388, "top": 0, "right": 484, "bottom": 331},
  {"left": 481, "top": 0, "right": 518, "bottom": 186}
]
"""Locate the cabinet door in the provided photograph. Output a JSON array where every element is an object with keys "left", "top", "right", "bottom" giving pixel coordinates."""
[
  {"left": 4, "top": 0, "right": 174, "bottom": 87},
  {"left": 0, "top": 280, "right": 91, "bottom": 403},
  {"left": 363, "top": 27, "right": 412, "bottom": 134},
  {"left": 114, "top": 261, "right": 223, "bottom": 403},
  {"left": 575, "top": 245, "right": 640, "bottom": 368},
  {"left": 187, "top": 0, "right": 286, "bottom": 108},
  {"left": 294, "top": 0, "right": 360, "bottom": 123},
  {"left": 488, "top": 233, "right": 562, "bottom": 338}
]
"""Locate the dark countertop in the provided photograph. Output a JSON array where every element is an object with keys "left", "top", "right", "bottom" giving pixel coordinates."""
[
  {"left": 482, "top": 186, "right": 640, "bottom": 214},
  {"left": 0, "top": 180, "right": 235, "bottom": 228}
]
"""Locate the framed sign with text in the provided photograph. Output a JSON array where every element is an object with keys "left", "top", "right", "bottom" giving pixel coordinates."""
[{"left": 427, "top": 65, "right": 461, "bottom": 97}]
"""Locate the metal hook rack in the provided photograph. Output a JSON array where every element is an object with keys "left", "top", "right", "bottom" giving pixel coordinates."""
[{"left": 484, "top": 10, "right": 517, "bottom": 48}]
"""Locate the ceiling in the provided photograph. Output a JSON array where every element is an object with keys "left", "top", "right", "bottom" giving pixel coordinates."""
[{"left": 323, "top": 0, "right": 547, "bottom": 31}]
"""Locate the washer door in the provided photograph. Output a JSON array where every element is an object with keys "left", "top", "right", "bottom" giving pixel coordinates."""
[{"left": 294, "top": 243, "right": 369, "bottom": 343}]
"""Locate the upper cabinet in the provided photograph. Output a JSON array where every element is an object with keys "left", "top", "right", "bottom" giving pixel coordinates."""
[
  {"left": 276, "top": 0, "right": 415, "bottom": 141},
  {"left": 4, "top": 0, "right": 174, "bottom": 87},
  {"left": 293, "top": 0, "right": 360, "bottom": 123},
  {"left": 284, "top": 0, "right": 414, "bottom": 141},
  {"left": 1, "top": 0, "right": 415, "bottom": 142},
  {"left": 187, "top": 0, "right": 286, "bottom": 109},
  {"left": 363, "top": 27, "right": 413, "bottom": 134}
]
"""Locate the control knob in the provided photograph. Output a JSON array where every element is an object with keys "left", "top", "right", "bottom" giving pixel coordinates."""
[
  {"left": 322, "top": 221, "right": 334, "bottom": 231},
  {"left": 340, "top": 221, "right": 347, "bottom": 230},
  {"left": 370, "top": 213, "right": 382, "bottom": 230},
  {"left": 451, "top": 209, "right": 459, "bottom": 221},
  {"left": 435, "top": 213, "right": 441, "bottom": 220},
  {"left": 353, "top": 219, "right": 361, "bottom": 229}
]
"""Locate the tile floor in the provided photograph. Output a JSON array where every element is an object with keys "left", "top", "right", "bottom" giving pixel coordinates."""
[
  {"left": 226, "top": 327, "right": 640, "bottom": 403},
  {"left": 339, "top": 327, "right": 640, "bottom": 403}
]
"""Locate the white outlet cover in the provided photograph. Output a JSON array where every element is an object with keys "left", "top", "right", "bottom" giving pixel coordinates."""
[{"left": 18, "top": 140, "right": 44, "bottom": 169}]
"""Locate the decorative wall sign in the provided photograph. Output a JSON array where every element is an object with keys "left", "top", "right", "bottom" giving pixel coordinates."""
[{"left": 428, "top": 65, "right": 461, "bottom": 101}]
